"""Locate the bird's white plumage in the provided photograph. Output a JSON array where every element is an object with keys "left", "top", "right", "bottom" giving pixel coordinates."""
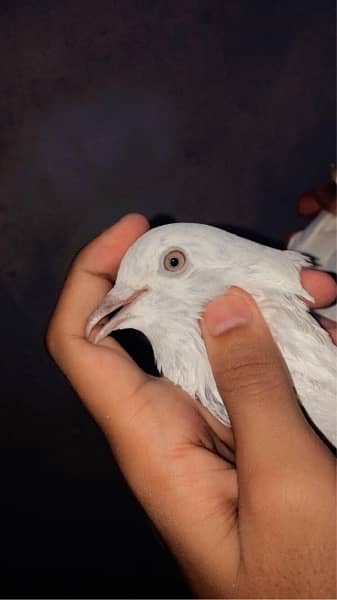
[{"left": 86, "top": 223, "right": 337, "bottom": 447}]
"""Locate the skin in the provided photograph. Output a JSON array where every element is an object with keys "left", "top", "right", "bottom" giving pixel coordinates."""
[
  {"left": 46, "top": 213, "right": 336, "bottom": 599},
  {"left": 293, "top": 174, "right": 337, "bottom": 344},
  {"left": 297, "top": 172, "right": 336, "bottom": 217}
]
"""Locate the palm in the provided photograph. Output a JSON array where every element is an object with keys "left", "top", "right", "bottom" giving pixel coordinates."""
[
  {"left": 85, "top": 333, "right": 238, "bottom": 515},
  {"left": 87, "top": 333, "right": 234, "bottom": 457}
]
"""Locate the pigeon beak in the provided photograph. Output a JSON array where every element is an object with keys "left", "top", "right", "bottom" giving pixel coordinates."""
[{"left": 85, "top": 284, "right": 147, "bottom": 344}]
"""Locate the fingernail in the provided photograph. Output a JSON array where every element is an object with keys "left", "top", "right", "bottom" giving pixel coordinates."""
[{"left": 205, "top": 290, "right": 252, "bottom": 336}]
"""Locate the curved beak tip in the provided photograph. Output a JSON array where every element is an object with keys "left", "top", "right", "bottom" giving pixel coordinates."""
[{"left": 85, "top": 285, "right": 147, "bottom": 343}]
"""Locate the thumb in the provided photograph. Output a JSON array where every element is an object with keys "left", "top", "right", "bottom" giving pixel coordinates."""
[{"left": 201, "top": 287, "right": 316, "bottom": 470}]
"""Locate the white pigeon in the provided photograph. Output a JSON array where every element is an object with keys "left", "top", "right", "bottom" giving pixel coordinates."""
[{"left": 86, "top": 223, "right": 337, "bottom": 447}]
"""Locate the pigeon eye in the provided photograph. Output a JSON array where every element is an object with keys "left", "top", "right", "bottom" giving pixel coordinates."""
[{"left": 163, "top": 250, "right": 186, "bottom": 272}]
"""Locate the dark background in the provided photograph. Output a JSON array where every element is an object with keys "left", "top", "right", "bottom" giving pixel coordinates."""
[{"left": 0, "top": 1, "right": 335, "bottom": 597}]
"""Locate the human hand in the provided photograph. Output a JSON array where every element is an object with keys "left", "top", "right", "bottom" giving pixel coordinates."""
[
  {"left": 46, "top": 215, "right": 336, "bottom": 599},
  {"left": 290, "top": 168, "right": 337, "bottom": 343},
  {"left": 297, "top": 165, "right": 337, "bottom": 217}
]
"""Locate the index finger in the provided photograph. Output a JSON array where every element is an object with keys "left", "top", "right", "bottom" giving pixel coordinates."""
[
  {"left": 301, "top": 269, "right": 337, "bottom": 309},
  {"left": 46, "top": 213, "right": 151, "bottom": 426},
  {"left": 298, "top": 181, "right": 337, "bottom": 217},
  {"left": 47, "top": 213, "right": 149, "bottom": 342}
]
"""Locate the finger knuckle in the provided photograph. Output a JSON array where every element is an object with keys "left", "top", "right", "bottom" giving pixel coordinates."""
[
  {"left": 44, "top": 319, "right": 60, "bottom": 358},
  {"left": 217, "top": 350, "right": 281, "bottom": 399},
  {"left": 244, "top": 469, "right": 300, "bottom": 520},
  {"left": 71, "top": 243, "right": 91, "bottom": 269}
]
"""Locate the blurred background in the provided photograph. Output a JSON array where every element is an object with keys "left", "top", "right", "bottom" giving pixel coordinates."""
[{"left": 0, "top": 0, "right": 335, "bottom": 597}]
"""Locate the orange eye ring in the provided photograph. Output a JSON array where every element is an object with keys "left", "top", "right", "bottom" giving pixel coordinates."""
[{"left": 163, "top": 250, "right": 186, "bottom": 272}]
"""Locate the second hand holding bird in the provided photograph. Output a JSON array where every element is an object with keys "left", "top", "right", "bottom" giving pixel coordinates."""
[{"left": 46, "top": 214, "right": 336, "bottom": 599}]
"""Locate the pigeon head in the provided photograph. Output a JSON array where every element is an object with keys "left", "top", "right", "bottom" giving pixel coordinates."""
[
  {"left": 86, "top": 222, "right": 310, "bottom": 347},
  {"left": 85, "top": 223, "right": 232, "bottom": 345}
]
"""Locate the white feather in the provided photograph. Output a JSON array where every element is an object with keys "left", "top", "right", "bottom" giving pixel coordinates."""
[{"left": 87, "top": 223, "right": 337, "bottom": 447}]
